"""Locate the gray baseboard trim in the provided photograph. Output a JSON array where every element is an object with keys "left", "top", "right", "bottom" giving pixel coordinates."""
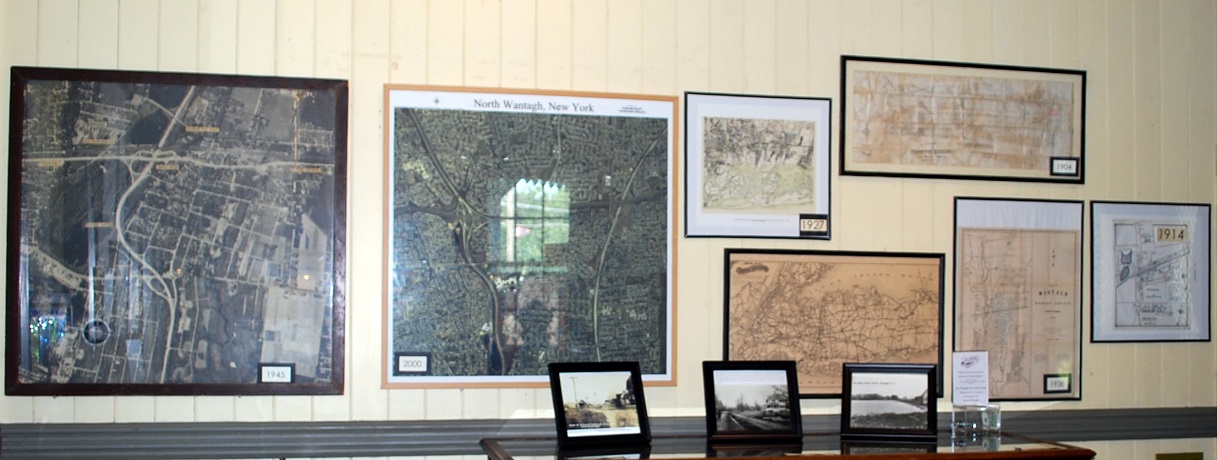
[{"left": 2, "top": 407, "right": 1214, "bottom": 459}]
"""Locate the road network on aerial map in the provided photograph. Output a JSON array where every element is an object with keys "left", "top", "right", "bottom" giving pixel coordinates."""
[
  {"left": 725, "top": 250, "right": 942, "bottom": 396},
  {"left": 11, "top": 69, "right": 343, "bottom": 393}
]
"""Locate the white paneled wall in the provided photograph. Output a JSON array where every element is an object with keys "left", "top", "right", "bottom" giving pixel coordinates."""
[{"left": 1, "top": 3, "right": 1215, "bottom": 456}]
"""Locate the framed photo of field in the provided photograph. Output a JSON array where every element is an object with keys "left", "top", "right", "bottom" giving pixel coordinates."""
[
  {"left": 548, "top": 361, "right": 651, "bottom": 451},
  {"left": 840, "top": 363, "right": 937, "bottom": 441}
]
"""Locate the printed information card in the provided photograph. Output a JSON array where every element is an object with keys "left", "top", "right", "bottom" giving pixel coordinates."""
[{"left": 952, "top": 351, "right": 990, "bottom": 406}]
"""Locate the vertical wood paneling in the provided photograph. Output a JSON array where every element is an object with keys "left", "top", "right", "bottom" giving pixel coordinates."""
[
  {"left": 1105, "top": 0, "right": 1136, "bottom": 203},
  {"left": 273, "top": 395, "right": 312, "bottom": 422},
  {"left": 73, "top": 397, "right": 115, "bottom": 423},
  {"left": 195, "top": 396, "right": 236, "bottom": 422},
  {"left": 198, "top": 0, "right": 239, "bottom": 74},
  {"left": 463, "top": 389, "right": 499, "bottom": 419},
  {"left": 117, "top": 0, "right": 158, "bottom": 70},
  {"left": 606, "top": 0, "right": 643, "bottom": 93},
  {"left": 314, "top": 0, "right": 351, "bottom": 78},
  {"left": 839, "top": 0, "right": 869, "bottom": 55},
  {"left": 707, "top": 1, "right": 744, "bottom": 91},
  {"left": 673, "top": 0, "right": 709, "bottom": 90},
  {"left": 388, "top": 387, "right": 427, "bottom": 419},
  {"left": 233, "top": 396, "right": 274, "bottom": 421},
  {"left": 959, "top": 0, "right": 991, "bottom": 62},
  {"left": 1132, "top": 0, "right": 1162, "bottom": 201},
  {"left": 806, "top": 0, "right": 839, "bottom": 96},
  {"left": 1188, "top": 0, "right": 1217, "bottom": 406},
  {"left": 114, "top": 397, "right": 154, "bottom": 422},
  {"left": 773, "top": 0, "right": 808, "bottom": 95},
  {"left": 154, "top": 397, "right": 195, "bottom": 422},
  {"left": 570, "top": 0, "right": 607, "bottom": 91},
  {"left": 902, "top": 0, "right": 933, "bottom": 58},
  {"left": 464, "top": 0, "right": 501, "bottom": 86},
  {"left": 740, "top": 0, "right": 775, "bottom": 93},
  {"left": 497, "top": 387, "right": 539, "bottom": 420},
  {"left": 639, "top": 0, "right": 676, "bottom": 95},
  {"left": 78, "top": 0, "right": 119, "bottom": 68},
  {"left": 1049, "top": 0, "right": 1081, "bottom": 68},
  {"left": 274, "top": 0, "right": 315, "bottom": 77},
  {"left": 159, "top": 0, "right": 200, "bottom": 71},
  {"left": 1, "top": 0, "right": 40, "bottom": 65},
  {"left": 869, "top": 0, "right": 903, "bottom": 56},
  {"left": 427, "top": 0, "right": 463, "bottom": 83},
  {"left": 235, "top": 0, "right": 275, "bottom": 74},
  {"left": 426, "top": 389, "right": 463, "bottom": 420},
  {"left": 38, "top": 0, "right": 79, "bottom": 65},
  {"left": 536, "top": 0, "right": 572, "bottom": 90},
  {"left": 930, "top": 0, "right": 963, "bottom": 61},
  {"left": 500, "top": 0, "right": 537, "bottom": 89},
  {"left": 389, "top": 0, "right": 427, "bottom": 84}
]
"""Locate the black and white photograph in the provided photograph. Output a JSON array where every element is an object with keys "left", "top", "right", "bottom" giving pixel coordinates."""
[
  {"left": 840, "top": 363, "right": 936, "bottom": 440},
  {"left": 702, "top": 360, "right": 801, "bottom": 442}
]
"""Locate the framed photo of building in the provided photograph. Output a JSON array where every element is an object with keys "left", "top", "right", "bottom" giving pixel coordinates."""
[
  {"left": 1091, "top": 201, "right": 1211, "bottom": 342},
  {"left": 840, "top": 363, "right": 937, "bottom": 441},
  {"left": 548, "top": 361, "right": 651, "bottom": 451},
  {"left": 702, "top": 360, "right": 802, "bottom": 443},
  {"left": 723, "top": 249, "right": 944, "bottom": 398},
  {"left": 684, "top": 92, "right": 831, "bottom": 239},
  {"left": 6, "top": 66, "right": 348, "bottom": 396},
  {"left": 383, "top": 86, "right": 677, "bottom": 388},
  {"left": 841, "top": 55, "right": 1086, "bottom": 183},
  {"left": 954, "top": 197, "right": 1083, "bottom": 400}
]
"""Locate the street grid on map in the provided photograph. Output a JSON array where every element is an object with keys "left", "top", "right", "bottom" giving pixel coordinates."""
[
  {"left": 1112, "top": 220, "right": 1193, "bottom": 328},
  {"left": 700, "top": 117, "right": 816, "bottom": 214}
]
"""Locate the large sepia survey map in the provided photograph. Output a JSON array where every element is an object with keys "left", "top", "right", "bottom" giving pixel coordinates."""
[
  {"left": 955, "top": 228, "right": 1080, "bottom": 399},
  {"left": 701, "top": 117, "right": 816, "bottom": 214},
  {"left": 726, "top": 251, "right": 942, "bottom": 396},
  {"left": 11, "top": 69, "right": 344, "bottom": 393}
]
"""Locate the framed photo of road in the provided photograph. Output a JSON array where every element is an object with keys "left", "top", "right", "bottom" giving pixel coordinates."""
[
  {"left": 548, "top": 361, "right": 651, "bottom": 450},
  {"left": 702, "top": 360, "right": 802, "bottom": 443},
  {"left": 5, "top": 67, "right": 348, "bottom": 396}
]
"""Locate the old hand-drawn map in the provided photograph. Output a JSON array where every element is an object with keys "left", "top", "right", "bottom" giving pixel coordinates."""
[
  {"left": 955, "top": 228, "right": 1080, "bottom": 399},
  {"left": 701, "top": 117, "right": 816, "bottom": 213},
  {"left": 1111, "top": 220, "right": 1193, "bottom": 328},
  {"left": 726, "top": 251, "right": 942, "bottom": 396}
]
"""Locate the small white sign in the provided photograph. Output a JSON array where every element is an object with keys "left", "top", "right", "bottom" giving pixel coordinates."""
[
  {"left": 1045, "top": 374, "right": 1072, "bottom": 393},
  {"left": 1051, "top": 157, "right": 1079, "bottom": 176},
  {"left": 259, "top": 364, "right": 294, "bottom": 383},
  {"left": 397, "top": 354, "right": 429, "bottom": 373},
  {"left": 952, "top": 351, "right": 989, "bottom": 406}
]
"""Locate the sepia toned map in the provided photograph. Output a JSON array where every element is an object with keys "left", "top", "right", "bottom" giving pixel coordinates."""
[
  {"left": 846, "top": 68, "right": 1077, "bottom": 177},
  {"left": 726, "top": 251, "right": 942, "bottom": 396},
  {"left": 1111, "top": 220, "right": 1193, "bottom": 328},
  {"left": 955, "top": 228, "right": 1080, "bottom": 399},
  {"left": 701, "top": 117, "right": 816, "bottom": 214}
]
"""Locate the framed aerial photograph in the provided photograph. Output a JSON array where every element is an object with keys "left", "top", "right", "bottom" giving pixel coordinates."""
[
  {"left": 684, "top": 92, "right": 831, "bottom": 239},
  {"left": 702, "top": 360, "right": 802, "bottom": 443},
  {"left": 840, "top": 363, "right": 937, "bottom": 441},
  {"left": 1091, "top": 201, "right": 1211, "bottom": 342},
  {"left": 383, "top": 86, "right": 677, "bottom": 388},
  {"left": 954, "top": 197, "right": 1083, "bottom": 400},
  {"left": 840, "top": 55, "right": 1086, "bottom": 183},
  {"left": 6, "top": 67, "right": 348, "bottom": 396},
  {"left": 548, "top": 361, "right": 651, "bottom": 451},
  {"left": 723, "top": 249, "right": 944, "bottom": 398}
]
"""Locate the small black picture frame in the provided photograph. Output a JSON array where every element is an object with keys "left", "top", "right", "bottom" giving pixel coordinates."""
[
  {"left": 702, "top": 360, "right": 803, "bottom": 444},
  {"left": 548, "top": 361, "right": 651, "bottom": 451},
  {"left": 840, "top": 363, "right": 937, "bottom": 441}
]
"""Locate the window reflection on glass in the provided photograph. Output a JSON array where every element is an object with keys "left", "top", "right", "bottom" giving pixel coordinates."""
[{"left": 497, "top": 179, "right": 569, "bottom": 266}]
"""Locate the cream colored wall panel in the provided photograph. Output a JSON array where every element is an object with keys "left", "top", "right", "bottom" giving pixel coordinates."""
[
  {"left": 464, "top": 0, "right": 501, "bottom": 87},
  {"left": 1133, "top": 0, "right": 1163, "bottom": 200},
  {"left": 236, "top": 0, "right": 275, "bottom": 75},
  {"left": 38, "top": 0, "right": 78, "bottom": 66},
  {"left": 195, "top": 396, "right": 236, "bottom": 422},
  {"left": 1159, "top": 1, "right": 1192, "bottom": 201},
  {"left": 1134, "top": 344, "right": 1164, "bottom": 407},
  {"left": 154, "top": 396, "right": 195, "bottom": 422},
  {"left": 806, "top": 0, "right": 838, "bottom": 96},
  {"left": 868, "top": 0, "right": 903, "bottom": 56},
  {"left": 314, "top": 0, "right": 351, "bottom": 78},
  {"left": 427, "top": 0, "right": 464, "bottom": 84},
  {"left": 959, "top": 0, "right": 992, "bottom": 62},
  {"left": 500, "top": 0, "right": 537, "bottom": 89},
  {"left": 773, "top": 0, "right": 808, "bottom": 95},
  {"left": 901, "top": 0, "right": 932, "bottom": 58},
  {"left": 838, "top": 0, "right": 869, "bottom": 55},
  {"left": 1078, "top": 0, "right": 1108, "bottom": 197},
  {"left": 0, "top": 397, "right": 33, "bottom": 423},
  {"left": 118, "top": 0, "right": 158, "bottom": 70},
  {"left": 350, "top": 0, "right": 392, "bottom": 422},
  {"left": 388, "top": 388, "right": 427, "bottom": 419},
  {"left": 898, "top": 183, "right": 935, "bottom": 250},
  {"left": 930, "top": 0, "right": 963, "bottom": 60},
  {"left": 462, "top": 389, "right": 499, "bottom": 419},
  {"left": 114, "top": 397, "right": 154, "bottom": 422},
  {"left": 73, "top": 397, "right": 115, "bottom": 423},
  {"left": 274, "top": 395, "right": 313, "bottom": 421},
  {"left": 673, "top": 0, "right": 709, "bottom": 90},
  {"left": 198, "top": 0, "right": 238, "bottom": 73},
  {"left": 159, "top": 0, "right": 199, "bottom": 71},
  {"left": 33, "top": 397, "right": 73, "bottom": 423},
  {"left": 740, "top": 0, "right": 775, "bottom": 93},
  {"left": 1, "top": 0, "right": 39, "bottom": 65},
  {"left": 78, "top": 0, "right": 119, "bottom": 68},
  {"left": 1048, "top": 0, "right": 1080, "bottom": 67},
  {"left": 536, "top": 0, "right": 572, "bottom": 90},
  {"left": 707, "top": 1, "right": 744, "bottom": 91},
  {"left": 426, "top": 389, "right": 463, "bottom": 419},
  {"left": 606, "top": 0, "right": 643, "bottom": 93},
  {"left": 1159, "top": 347, "right": 1191, "bottom": 407},
  {"left": 571, "top": 0, "right": 608, "bottom": 91},
  {"left": 1105, "top": 0, "right": 1136, "bottom": 201},
  {"left": 275, "top": 0, "right": 316, "bottom": 77},
  {"left": 1188, "top": 0, "right": 1217, "bottom": 204},
  {"left": 639, "top": 0, "right": 676, "bottom": 95},
  {"left": 234, "top": 396, "right": 275, "bottom": 421},
  {"left": 389, "top": 0, "right": 427, "bottom": 84},
  {"left": 498, "top": 387, "right": 540, "bottom": 419}
]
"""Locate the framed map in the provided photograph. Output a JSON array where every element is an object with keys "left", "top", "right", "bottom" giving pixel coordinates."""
[
  {"left": 841, "top": 55, "right": 1086, "bottom": 183},
  {"left": 6, "top": 67, "right": 348, "bottom": 396},
  {"left": 953, "top": 197, "right": 1082, "bottom": 400},
  {"left": 1091, "top": 201, "right": 1211, "bottom": 342},
  {"left": 723, "top": 249, "right": 943, "bottom": 398},
  {"left": 383, "top": 86, "right": 676, "bottom": 388},
  {"left": 684, "top": 92, "right": 831, "bottom": 239}
]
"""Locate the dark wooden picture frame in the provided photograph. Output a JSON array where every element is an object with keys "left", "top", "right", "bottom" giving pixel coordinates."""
[
  {"left": 702, "top": 360, "right": 802, "bottom": 444},
  {"left": 548, "top": 361, "right": 651, "bottom": 451},
  {"left": 840, "top": 363, "right": 937, "bottom": 441},
  {"left": 6, "top": 66, "right": 347, "bottom": 396}
]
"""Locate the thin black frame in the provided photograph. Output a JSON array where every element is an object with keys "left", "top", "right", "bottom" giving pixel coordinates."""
[
  {"left": 723, "top": 248, "right": 945, "bottom": 399},
  {"left": 952, "top": 197, "right": 1083, "bottom": 401},
  {"left": 702, "top": 360, "right": 803, "bottom": 444},
  {"left": 1090, "top": 200, "right": 1212, "bottom": 342},
  {"left": 683, "top": 91, "right": 832, "bottom": 239},
  {"left": 6, "top": 66, "right": 348, "bottom": 396},
  {"left": 840, "top": 55, "right": 1086, "bottom": 183},
  {"left": 548, "top": 361, "right": 651, "bottom": 451},
  {"left": 840, "top": 363, "right": 937, "bottom": 441}
]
